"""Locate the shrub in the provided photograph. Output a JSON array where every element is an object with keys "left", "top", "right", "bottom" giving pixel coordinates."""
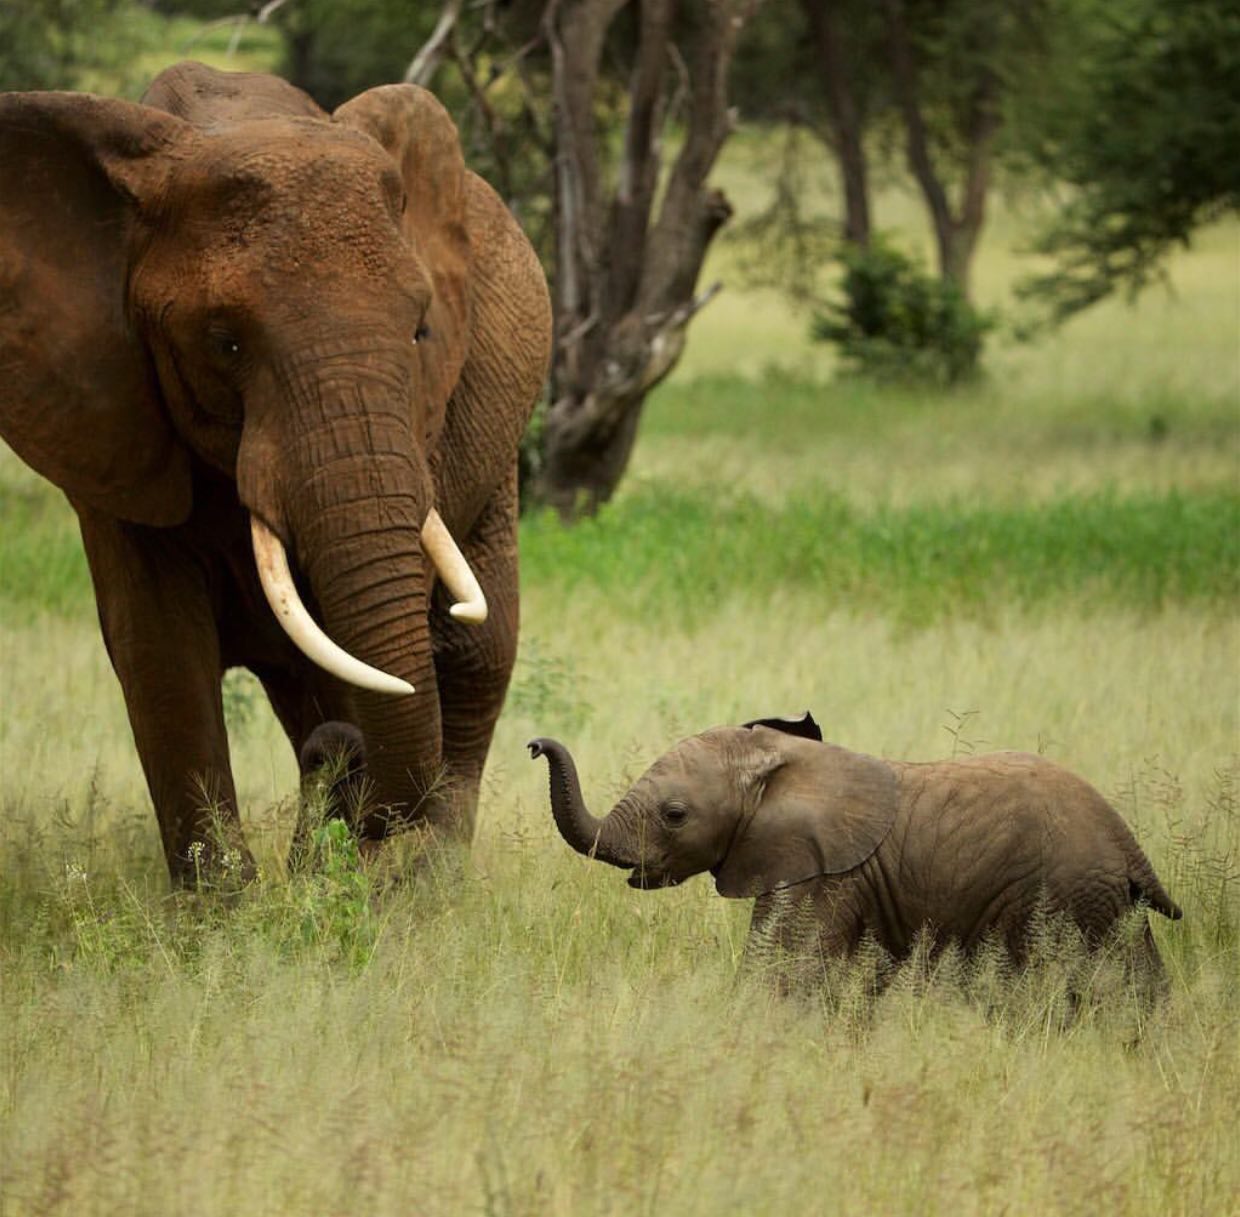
[{"left": 813, "top": 239, "right": 993, "bottom": 386}]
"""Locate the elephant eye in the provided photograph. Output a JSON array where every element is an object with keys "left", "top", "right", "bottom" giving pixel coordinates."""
[
  {"left": 662, "top": 801, "right": 689, "bottom": 828},
  {"left": 206, "top": 326, "right": 242, "bottom": 363},
  {"left": 412, "top": 323, "right": 431, "bottom": 345}
]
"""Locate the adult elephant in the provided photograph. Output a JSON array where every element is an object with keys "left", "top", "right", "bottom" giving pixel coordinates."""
[{"left": 0, "top": 62, "right": 551, "bottom": 883}]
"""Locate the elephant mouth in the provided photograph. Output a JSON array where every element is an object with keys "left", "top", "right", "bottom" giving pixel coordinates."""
[{"left": 627, "top": 866, "right": 679, "bottom": 890}]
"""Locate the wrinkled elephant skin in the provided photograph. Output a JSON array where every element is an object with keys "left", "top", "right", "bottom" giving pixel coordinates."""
[
  {"left": 530, "top": 718, "right": 1182, "bottom": 987},
  {"left": 0, "top": 62, "right": 551, "bottom": 883}
]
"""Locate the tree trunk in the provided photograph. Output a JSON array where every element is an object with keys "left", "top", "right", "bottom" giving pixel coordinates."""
[
  {"left": 529, "top": 0, "right": 755, "bottom": 520},
  {"left": 801, "top": 0, "right": 870, "bottom": 248},
  {"left": 881, "top": 0, "right": 1000, "bottom": 301}
]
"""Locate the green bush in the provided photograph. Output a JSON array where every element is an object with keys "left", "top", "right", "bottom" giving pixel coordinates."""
[{"left": 814, "top": 239, "right": 993, "bottom": 386}]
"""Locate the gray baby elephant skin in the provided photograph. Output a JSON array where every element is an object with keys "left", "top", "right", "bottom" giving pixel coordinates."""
[{"left": 528, "top": 715, "right": 1182, "bottom": 982}]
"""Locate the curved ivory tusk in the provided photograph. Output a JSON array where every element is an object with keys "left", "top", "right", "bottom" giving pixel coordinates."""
[
  {"left": 250, "top": 517, "right": 414, "bottom": 697},
  {"left": 421, "top": 508, "right": 488, "bottom": 625}
]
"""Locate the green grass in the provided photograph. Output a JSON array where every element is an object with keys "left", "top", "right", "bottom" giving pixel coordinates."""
[
  {"left": 8, "top": 467, "right": 1234, "bottom": 625},
  {"left": 0, "top": 466, "right": 91, "bottom": 622},
  {"left": 2, "top": 28, "right": 1239, "bottom": 1216},
  {"left": 522, "top": 486, "right": 1239, "bottom": 625},
  {"left": 0, "top": 755, "right": 1236, "bottom": 1214}
]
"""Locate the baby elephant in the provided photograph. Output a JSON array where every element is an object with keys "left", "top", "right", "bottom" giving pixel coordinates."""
[{"left": 528, "top": 714, "right": 1181, "bottom": 984}]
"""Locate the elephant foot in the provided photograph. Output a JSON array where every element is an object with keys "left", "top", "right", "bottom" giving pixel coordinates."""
[{"left": 167, "top": 825, "right": 257, "bottom": 892}]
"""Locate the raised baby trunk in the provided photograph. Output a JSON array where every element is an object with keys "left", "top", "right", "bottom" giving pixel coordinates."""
[{"left": 527, "top": 738, "right": 643, "bottom": 870}]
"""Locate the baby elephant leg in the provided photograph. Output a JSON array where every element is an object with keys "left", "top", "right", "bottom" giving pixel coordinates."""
[
  {"left": 743, "top": 879, "right": 863, "bottom": 994},
  {"left": 1124, "top": 918, "right": 1171, "bottom": 1012}
]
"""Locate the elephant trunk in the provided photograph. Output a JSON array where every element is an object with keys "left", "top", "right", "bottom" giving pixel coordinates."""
[
  {"left": 528, "top": 738, "right": 640, "bottom": 869},
  {"left": 295, "top": 428, "right": 442, "bottom": 832},
  {"left": 241, "top": 354, "right": 450, "bottom": 835}
]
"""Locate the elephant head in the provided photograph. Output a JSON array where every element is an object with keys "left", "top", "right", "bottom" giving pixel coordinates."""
[
  {"left": 0, "top": 64, "right": 501, "bottom": 831},
  {"left": 528, "top": 716, "right": 899, "bottom": 896}
]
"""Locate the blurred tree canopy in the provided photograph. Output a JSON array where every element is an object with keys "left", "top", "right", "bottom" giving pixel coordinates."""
[
  {"left": 5, "top": 0, "right": 1235, "bottom": 507},
  {"left": 270, "top": 0, "right": 440, "bottom": 111},
  {"left": 732, "top": 0, "right": 1051, "bottom": 303},
  {"left": 1017, "top": 0, "right": 1240, "bottom": 325},
  {"left": 0, "top": 0, "right": 128, "bottom": 91}
]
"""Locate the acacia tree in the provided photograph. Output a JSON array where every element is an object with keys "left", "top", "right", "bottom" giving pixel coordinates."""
[
  {"left": 798, "top": 0, "right": 875, "bottom": 250},
  {"left": 735, "top": 0, "right": 1046, "bottom": 305},
  {"left": 1017, "top": 0, "right": 1240, "bottom": 324}
]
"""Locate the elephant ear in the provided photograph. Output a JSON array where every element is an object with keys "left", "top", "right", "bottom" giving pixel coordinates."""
[
  {"left": 0, "top": 92, "right": 193, "bottom": 526},
  {"left": 714, "top": 735, "right": 898, "bottom": 898},
  {"left": 334, "top": 85, "right": 472, "bottom": 436},
  {"left": 742, "top": 711, "right": 823, "bottom": 742}
]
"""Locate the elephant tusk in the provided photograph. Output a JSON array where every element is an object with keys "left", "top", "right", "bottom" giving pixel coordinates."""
[
  {"left": 421, "top": 508, "right": 487, "bottom": 625},
  {"left": 250, "top": 517, "right": 415, "bottom": 697}
]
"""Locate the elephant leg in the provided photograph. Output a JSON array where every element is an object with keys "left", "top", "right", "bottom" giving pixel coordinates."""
[
  {"left": 430, "top": 475, "right": 520, "bottom": 845},
  {"left": 745, "top": 879, "right": 864, "bottom": 993},
  {"left": 77, "top": 509, "right": 247, "bottom": 885}
]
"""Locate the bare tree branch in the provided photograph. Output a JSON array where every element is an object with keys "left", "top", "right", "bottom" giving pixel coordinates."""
[
  {"left": 605, "top": 0, "right": 675, "bottom": 320},
  {"left": 883, "top": 0, "right": 955, "bottom": 274},
  {"left": 256, "top": 0, "right": 295, "bottom": 24},
  {"left": 640, "top": 0, "right": 752, "bottom": 314},
  {"left": 404, "top": 0, "right": 466, "bottom": 86}
]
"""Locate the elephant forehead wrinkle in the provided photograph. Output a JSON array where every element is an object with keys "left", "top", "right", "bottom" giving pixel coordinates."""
[{"left": 170, "top": 142, "right": 407, "bottom": 279}]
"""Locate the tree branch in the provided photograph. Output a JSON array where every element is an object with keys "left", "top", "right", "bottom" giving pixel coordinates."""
[
  {"left": 801, "top": 0, "right": 870, "bottom": 246},
  {"left": 404, "top": 0, "right": 465, "bottom": 86},
  {"left": 604, "top": 0, "right": 675, "bottom": 319},
  {"left": 882, "top": 0, "right": 956, "bottom": 276},
  {"left": 640, "top": 0, "right": 753, "bottom": 314}
]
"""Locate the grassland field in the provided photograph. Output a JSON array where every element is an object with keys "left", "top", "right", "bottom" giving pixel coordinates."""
[{"left": 1, "top": 15, "right": 1239, "bottom": 1216}]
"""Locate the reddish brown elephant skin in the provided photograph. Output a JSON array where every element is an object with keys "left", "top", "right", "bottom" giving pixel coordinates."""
[
  {"left": 531, "top": 727, "right": 1182, "bottom": 985},
  {"left": 0, "top": 62, "right": 551, "bottom": 882}
]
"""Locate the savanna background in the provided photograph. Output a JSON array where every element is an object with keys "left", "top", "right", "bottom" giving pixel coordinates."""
[{"left": 1, "top": 4, "right": 1238, "bottom": 1215}]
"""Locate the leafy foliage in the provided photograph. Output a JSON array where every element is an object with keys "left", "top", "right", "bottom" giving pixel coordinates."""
[
  {"left": 0, "top": 0, "right": 130, "bottom": 91},
  {"left": 269, "top": 0, "right": 439, "bottom": 111},
  {"left": 1017, "top": 0, "right": 1240, "bottom": 324},
  {"left": 812, "top": 239, "right": 993, "bottom": 385}
]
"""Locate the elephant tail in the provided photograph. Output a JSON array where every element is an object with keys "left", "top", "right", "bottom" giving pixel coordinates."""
[{"left": 1126, "top": 845, "right": 1182, "bottom": 921}]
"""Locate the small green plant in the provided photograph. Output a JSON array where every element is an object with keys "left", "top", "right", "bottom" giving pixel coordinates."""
[
  {"left": 813, "top": 239, "right": 993, "bottom": 386},
  {"left": 290, "top": 817, "right": 379, "bottom": 968}
]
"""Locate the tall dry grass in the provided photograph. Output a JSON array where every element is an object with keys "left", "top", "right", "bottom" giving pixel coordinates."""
[{"left": 1, "top": 54, "right": 1238, "bottom": 1216}]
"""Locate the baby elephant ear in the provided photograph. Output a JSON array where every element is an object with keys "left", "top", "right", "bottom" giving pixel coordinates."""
[
  {"left": 334, "top": 85, "right": 472, "bottom": 429},
  {"left": 0, "top": 92, "right": 193, "bottom": 525},
  {"left": 742, "top": 712, "right": 823, "bottom": 742},
  {"left": 714, "top": 743, "right": 898, "bottom": 898}
]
